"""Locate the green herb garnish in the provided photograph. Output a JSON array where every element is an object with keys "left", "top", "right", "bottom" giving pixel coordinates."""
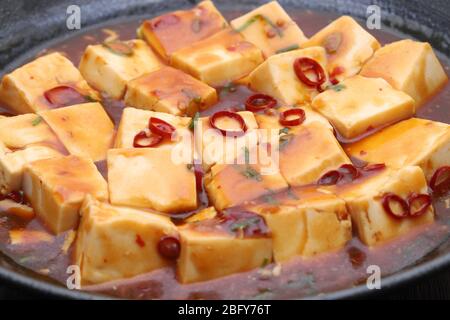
[
  {"left": 230, "top": 217, "right": 261, "bottom": 232},
  {"left": 286, "top": 188, "right": 300, "bottom": 200},
  {"left": 189, "top": 112, "right": 200, "bottom": 131},
  {"left": 186, "top": 163, "right": 194, "bottom": 170},
  {"left": 279, "top": 127, "right": 290, "bottom": 135},
  {"left": 191, "top": 18, "right": 202, "bottom": 33},
  {"left": 243, "top": 147, "right": 250, "bottom": 165},
  {"left": 241, "top": 166, "right": 262, "bottom": 181},
  {"left": 275, "top": 44, "right": 300, "bottom": 54},
  {"left": 279, "top": 133, "right": 294, "bottom": 150},
  {"left": 261, "top": 257, "right": 270, "bottom": 268},
  {"left": 263, "top": 193, "right": 279, "bottom": 205},
  {"left": 102, "top": 40, "right": 133, "bottom": 56},
  {"left": 220, "top": 82, "right": 237, "bottom": 97},
  {"left": 329, "top": 83, "right": 346, "bottom": 92},
  {"left": 32, "top": 116, "right": 43, "bottom": 126},
  {"left": 235, "top": 14, "right": 283, "bottom": 37}
]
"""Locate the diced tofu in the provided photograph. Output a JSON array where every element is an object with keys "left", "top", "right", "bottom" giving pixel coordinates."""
[
  {"left": 125, "top": 66, "right": 218, "bottom": 116},
  {"left": 248, "top": 47, "right": 328, "bottom": 105},
  {"left": 302, "top": 16, "right": 380, "bottom": 80},
  {"left": 0, "top": 53, "right": 99, "bottom": 114},
  {"left": 138, "top": 0, "right": 228, "bottom": 60},
  {"left": 0, "top": 199, "right": 35, "bottom": 220},
  {"left": 0, "top": 145, "right": 62, "bottom": 194},
  {"left": 196, "top": 111, "right": 259, "bottom": 169},
  {"left": 75, "top": 196, "right": 179, "bottom": 284},
  {"left": 346, "top": 118, "right": 450, "bottom": 181},
  {"left": 205, "top": 161, "right": 288, "bottom": 211},
  {"left": 230, "top": 1, "right": 308, "bottom": 57},
  {"left": 336, "top": 166, "right": 434, "bottom": 246},
  {"left": 114, "top": 107, "right": 192, "bottom": 151},
  {"left": 277, "top": 122, "right": 351, "bottom": 186},
  {"left": 79, "top": 39, "right": 161, "bottom": 99},
  {"left": 171, "top": 29, "right": 264, "bottom": 86},
  {"left": 9, "top": 229, "right": 53, "bottom": 245},
  {"left": 23, "top": 155, "right": 108, "bottom": 234},
  {"left": 360, "top": 39, "right": 448, "bottom": 107},
  {"left": 247, "top": 186, "right": 351, "bottom": 261},
  {"left": 0, "top": 113, "right": 62, "bottom": 151},
  {"left": 39, "top": 103, "right": 115, "bottom": 162},
  {"left": 312, "top": 75, "right": 415, "bottom": 139},
  {"left": 107, "top": 148, "right": 197, "bottom": 213},
  {"left": 178, "top": 212, "right": 272, "bottom": 283}
]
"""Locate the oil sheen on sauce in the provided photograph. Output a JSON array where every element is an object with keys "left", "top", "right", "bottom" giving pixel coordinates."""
[{"left": 0, "top": 10, "right": 449, "bottom": 299}]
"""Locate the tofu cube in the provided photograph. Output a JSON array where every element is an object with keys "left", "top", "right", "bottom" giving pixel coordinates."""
[
  {"left": 0, "top": 52, "right": 99, "bottom": 114},
  {"left": 360, "top": 39, "right": 448, "bottom": 107},
  {"left": 0, "top": 145, "right": 61, "bottom": 194},
  {"left": 178, "top": 212, "right": 272, "bottom": 283},
  {"left": 346, "top": 118, "right": 450, "bottom": 182},
  {"left": 39, "top": 103, "right": 115, "bottom": 162},
  {"left": 75, "top": 196, "right": 179, "bottom": 284},
  {"left": 312, "top": 75, "right": 415, "bottom": 139},
  {"left": 138, "top": 0, "right": 228, "bottom": 60},
  {"left": 125, "top": 66, "right": 218, "bottom": 116},
  {"left": 23, "top": 155, "right": 108, "bottom": 234},
  {"left": 248, "top": 47, "right": 328, "bottom": 105},
  {"left": 107, "top": 148, "right": 197, "bottom": 213},
  {"left": 79, "top": 39, "right": 161, "bottom": 99},
  {"left": 205, "top": 161, "right": 288, "bottom": 211},
  {"left": 230, "top": 1, "right": 308, "bottom": 57},
  {"left": 337, "top": 166, "right": 434, "bottom": 246},
  {"left": 302, "top": 16, "right": 381, "bottom": 80},
  {"left": 247, "top": 186, "right": 351, "bottom": 261},
  {"left": 171, "top": 29, "right": 264, "bottom": 86}
]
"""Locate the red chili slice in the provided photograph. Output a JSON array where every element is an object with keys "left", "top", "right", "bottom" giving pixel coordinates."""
[
  {"left": 279, "top": 108, "right": 306, "bottom": 127},
  {"left": 338, "top": 164, "right": 360, "bottom": 183},
  {"left": 193, "top": 163, "right": 204, "bottom": 192},
  {"left": 245, "top": 94, "right": 277, "bottom": 112},
  {"left": 429, "top": 166, "right": 450, "bottom": 192},
  {"left": 318, "top": 170, "right": 342, "bottom": 186},
  {"left": 149, "top": 117, "right": 176, "bottom": 139},
  {"left": 210, "top": 111, "right": 248, "bottom": 137},
  {"left": 408, "top": 193, "right": 432, "bottom": 217},
  {"left": 382, "top": 193, "right": 409, "bottom": 218},
  {"left": 293, "top": 57, "right": 326, "bottom": 89},
  {"left": 329, "top": 66, "right": 345, "bottom": 85},
  {"left": 44, "top": 85, "right": 88, "bottom": 107},
  {"left": 133, "top": 130, "right": 163, "bottom": 148},
  {"left": 157, "top": 236, "right": 181, "bottom": 260},
  {"left": 363, "top": 163, "right": 386, "bottom": 172}
]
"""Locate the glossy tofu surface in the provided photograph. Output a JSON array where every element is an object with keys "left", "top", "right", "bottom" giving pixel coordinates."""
[
  {"left": 139, "top": 0, "right": 227, "bottom": 60},
  {"left": 346, "top": 118, "right": 450, "bottom": 181},
  {"left": 79, "top": 39, "right": 161, "bottom": 99},
  {"left": 248, "top": 47, "right": 328, "bottom": 105},
  {"left": 75, "top": 197, "right": 179, "bottom": 284},
  {"left": 39, "top": 103, "right": 115, "bottom": 162},
  {"left": 107, "top": 148, "right": 196, "bottom": 213},
  {"left": 231, "top": 1, "right": 308, "bottom": 57},
  {"left": 0, "top": 53, "right": 99, "bottom": 114},
  {"left": 360, "top": 39, "right": 448, "bottom": 107},
  {"left": 171, "top": 29, "right": 264, "bottom": 86},
  {"left": 125, "top": 66, "right": 218, "bottom": 116},
  {"left": 302, "top": 16, "right": 380, "bottom": 80},
  {"left": 312, "top": 75, "right": 415, "bottom": 139},
  {"left": 23, "top": 155, "right": 108, "bottom": 234}
]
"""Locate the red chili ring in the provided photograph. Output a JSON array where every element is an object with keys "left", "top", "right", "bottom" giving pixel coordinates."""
[
  {"left": 338, "top": 164, "right": 360, "bottom": 182},
  {"left": 157, "top": 236, "right": 181, "bottom": 260},
  {"left": 149, "top": 117, "right": 176, "bottom": 139},
  {"left": 293, "top": 57, "right": 326, "bottom": 88},
  {"left": 133, "top": 130, "right": 163, "bottom": 148},
  {"left": 382, "top": 193, "right": 409, "bottom": 219},
  {"left": 210, "top": 111, "right": 248, "bottom": 137},
  {"left": 363, "top": 163, "right": 386, "bottom": 172},
  {"left": 408, "top": 193, "right": 432, "bottom": 217},
  {"left": 194, "top": 163, "right": 204, "bottom": 192},
  {"left": 429, "top": 166, "right": 450, "bottom": 191},
  {"left": 279, "top": 108, "right": 306, "bottom": 127},
  {"left": 245, "top": 94, "right": 277, "bottom": 112},
  {"left": 317, "top": 170, "right": 342, "bottom": 186}
]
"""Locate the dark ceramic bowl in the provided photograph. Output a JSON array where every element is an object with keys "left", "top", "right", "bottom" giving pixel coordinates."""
[{"left": 0, "top": 0, "right": 449, "bottom": 299}]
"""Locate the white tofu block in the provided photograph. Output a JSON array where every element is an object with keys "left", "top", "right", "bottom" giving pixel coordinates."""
[
  {"left": 312, "top": 75, "right": 415, "bottom": 139},
  {"left": 23, "top": 155, "right": 108, "bottom": 234},
  {"left": 75, "top": 196, "right": 179, "bottom": 284},
  {"left": 0, "top": 52, "right": 99, "bottom": 114},
  {"left": 39, "top": 103, "right": 115, "bottom": 162},
  {"left": 107, "top": 148, "right": 197, "bottom": 213},
  {"left": 303, "top": 16, "right": 381, "bottom": 80},
  {"left": 346, "top": 118, "right": 450, "bottom": 181},
  {"left": 79, "top": 39, "right": 161, "bottom": 99},
  {"left": 171, "top": 28, "right": 264, "bottom": 86},
  {"left": 360, "top": 39, "right": 448, "bottom": 107},
  {"left": 125, "top": 66, "right": 218, "bottom": 116},
  {"left": 248, "top": 47, "right": 328, "bottom": 105},
  {"left": 230, "top": 1, "right": 308, "bottom": 57}
]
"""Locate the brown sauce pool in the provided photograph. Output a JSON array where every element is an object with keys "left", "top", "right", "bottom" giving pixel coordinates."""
[{"left": 0, "top": 9, "right": 449, "bottom": 299}]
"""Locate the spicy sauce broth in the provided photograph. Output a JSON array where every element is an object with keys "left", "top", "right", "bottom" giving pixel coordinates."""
[{"left": 0, "top": 10, "right": 449, "bottom": 299}]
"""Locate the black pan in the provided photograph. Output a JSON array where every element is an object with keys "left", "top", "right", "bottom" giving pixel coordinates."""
[{"left": 0, "top": 0, "right": 449, "bottom": 299}]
